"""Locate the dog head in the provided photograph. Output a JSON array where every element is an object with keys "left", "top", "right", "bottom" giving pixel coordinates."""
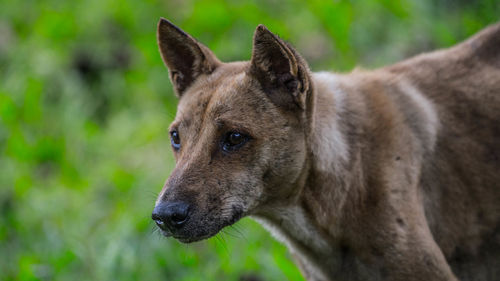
[{"left": 152, "top": 18, "right": 313, "bottom": 242}]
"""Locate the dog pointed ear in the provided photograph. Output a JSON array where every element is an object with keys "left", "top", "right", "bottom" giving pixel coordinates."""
[
  {"left": 250, "top": 25, "right": 311, "bottom": 110},
  {"left": 157, "top": 18, "right": 220, "bottom": 97}
]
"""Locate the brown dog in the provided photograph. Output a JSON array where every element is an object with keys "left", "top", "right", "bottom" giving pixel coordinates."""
[{"left": 151, "top": 18, "right": 500, "bottom": 281}]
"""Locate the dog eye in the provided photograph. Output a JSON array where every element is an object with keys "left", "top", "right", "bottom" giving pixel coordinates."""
[
  {"left": 170, "top": 130, "right": 181, "bottom": 150},
  {"left": 222, "top": 132, "right": 249, "bottom": 152}
]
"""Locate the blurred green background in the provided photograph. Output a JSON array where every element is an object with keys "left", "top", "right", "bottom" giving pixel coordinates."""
[{"left": 0, "top": 0, "right": 498, "bottom": 280}]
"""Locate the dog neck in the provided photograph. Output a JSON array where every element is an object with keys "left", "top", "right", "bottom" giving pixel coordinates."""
[{"left": 251, "top": 72, "right": 358, "bottom": 279}]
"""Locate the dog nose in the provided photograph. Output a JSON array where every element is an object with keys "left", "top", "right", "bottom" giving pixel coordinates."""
[{"left": 152, "top": 201, "right": 190, "bottom": 231}]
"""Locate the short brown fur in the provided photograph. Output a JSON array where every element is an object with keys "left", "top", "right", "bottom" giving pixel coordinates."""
[{"left": 153, "top": 19, "right": 500, "bottom": 281}]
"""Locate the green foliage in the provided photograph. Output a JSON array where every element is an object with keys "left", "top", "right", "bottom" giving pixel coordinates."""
[{"left": 0, "top": 0, "right": 497, "bottom": 280}]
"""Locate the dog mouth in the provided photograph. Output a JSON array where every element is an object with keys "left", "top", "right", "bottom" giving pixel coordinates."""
[
  {"left": 155, "top": 207, "right": 244, "bottom": 243},
  {"left": 157, "top": 228, "right": 213, "bottom": 243},
  {"left": 159, "top": 221, "right": 237, "bottom": 243},
  {"left": 175, "top": 234, "right": 213, "bottom": 243}
]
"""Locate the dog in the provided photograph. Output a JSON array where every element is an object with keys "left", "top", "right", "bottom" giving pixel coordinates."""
[{"left": 151, "top": 18, "right": 500, "bottom": 281}]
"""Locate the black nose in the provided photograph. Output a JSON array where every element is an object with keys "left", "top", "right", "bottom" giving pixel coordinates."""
[{"left": 152, "top": 201, "right": 190, "bottom": 231}]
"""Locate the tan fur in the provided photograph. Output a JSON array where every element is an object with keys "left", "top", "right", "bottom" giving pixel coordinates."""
[{"left": 153, "top": 19, "right": 500, "bottom": 281}]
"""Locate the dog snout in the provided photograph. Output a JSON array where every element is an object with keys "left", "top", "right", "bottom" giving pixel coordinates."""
[{"left": 152, "top": 201, "right": 191, "bottom": 231}]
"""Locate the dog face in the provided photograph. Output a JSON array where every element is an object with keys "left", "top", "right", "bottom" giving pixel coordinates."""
[{"left": 152, "top": 19, "right": 313, "bottom": 242}]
